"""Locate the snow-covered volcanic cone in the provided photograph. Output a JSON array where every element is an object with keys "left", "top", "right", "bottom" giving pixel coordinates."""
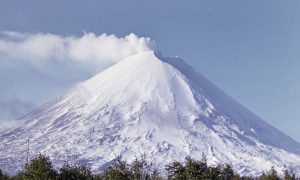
[{"left": 1, "top": 51, "right": 300, "bottom": 176}]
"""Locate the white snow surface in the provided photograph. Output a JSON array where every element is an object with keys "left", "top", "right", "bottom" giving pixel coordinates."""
[{"left": 1, "top": 51, "right": 300, "bottom": 176}]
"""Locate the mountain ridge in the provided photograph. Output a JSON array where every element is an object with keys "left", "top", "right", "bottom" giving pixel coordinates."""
[{"left": 157, "top": 52, "right": 300, "bottom": 155}]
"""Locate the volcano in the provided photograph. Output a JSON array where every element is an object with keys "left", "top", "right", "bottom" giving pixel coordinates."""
[{"left": 1, "top": 51, "right": 300, "bottom": 176}]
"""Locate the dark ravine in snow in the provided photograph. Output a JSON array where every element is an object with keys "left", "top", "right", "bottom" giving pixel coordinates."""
[{"left": 1, "top": 51, "right": 300, "bottom": 176}]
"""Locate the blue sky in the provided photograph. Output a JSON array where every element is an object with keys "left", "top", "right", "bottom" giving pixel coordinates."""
[{"left": 0, "top": 0, "right": 300, "bottom": 141}]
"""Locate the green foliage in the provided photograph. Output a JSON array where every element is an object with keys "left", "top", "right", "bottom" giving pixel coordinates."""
[
  {"left": 208, "top": 165, "right": 222, "bottom": 179},
  {"left": 20, "top": 154, "right": 58, "bottom": 180},
  {"left": 58, "top": 162, "right": 92, "bottom": 180},
  {"left": 166, "top": 156, "right": 239, "bottom": 180},
  {"left": 131, "top": 158, "right": 147, "bottom": 180},
  {"left": 103, "top": 159, "right": 132, "bottom": 180},
  {"left": 220, "top": 164, "right": 235, "bottom": 180},
  {"left": 102, "top": 158, "right": 163, "bottom": 180},
  {"left": 259, "top": 167, "right": 280, "bottom": 180},
  {"left": 1, "top": 154, "right": 300, "bottom": 180},
  {"left": 166, "top": 161, "right": 186, "bottom": 179},
  {"left": 0, "top": 169, "right": 9, "bottom": 180},
  {"left": 130, "top": 158, "right": 162, "bottom": 180},
  {"left": 185, "top": 156, "right": 210, "bottom": 179},
  {"left": 283, "top": 169, "right": 296, "bottom": 180}
]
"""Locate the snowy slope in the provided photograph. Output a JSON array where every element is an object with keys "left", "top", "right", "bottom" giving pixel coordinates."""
[{"left": 1, "top": 51, "right": 300, "bottom": 176}]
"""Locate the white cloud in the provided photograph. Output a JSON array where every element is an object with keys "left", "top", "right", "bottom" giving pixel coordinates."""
[
  {"left": 0, "top": 31, "right": 155, "bottom": 69},
  {"left": 0, "top": 32, "right": 156, "bottom": 123},
  {"left": 0, "top": 96, "right": 34, "bottom": 128},
  {"left": 0, "top": 120, "right": 24, "bottom": 130}
]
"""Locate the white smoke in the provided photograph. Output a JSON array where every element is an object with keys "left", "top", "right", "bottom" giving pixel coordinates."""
[
  {"left": 0, "top": 31, "right": 156, "bottom": 124},
  {"left": 0, "top": 31, "right": 155, "bottom": 69}
]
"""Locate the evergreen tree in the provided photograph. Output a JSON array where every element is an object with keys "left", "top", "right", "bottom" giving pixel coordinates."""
[
  {"left": 147, "top": 169, "right": 162, "bottom": 180},
  {"left": 166, "top": 161, "right": 186, "bottom": 180},
  {"left": 58, "top": 162, "right": 92, "bottom": 180},
  {"left": 104, "top": 159, "right": 132, "bottom": 180},
  {"left": 0, "top": 169, "right": 9, "bottom": 180},
  {"left": 260, "top": 167, "right": 280, "bottom": 180},
  {"left": 185, "top": 156, "right": 210, "bottom": 179},
  {"left": 130, "top": 158, "right": 146, "bottom": 180},
  {"left": 208, "top": 165, "right": 221, "bottom": 180},
  {"left": 220, "top": 164, "right": 235, "bottom": 180},
  {"left": 21, "top": 154, "right": 58, "bottom": 180},
  {"left": 1, "top": 153, "right": 300, "bottom": 180},
  {"left": 283, "top": 169, "right": 296, "bottom": 180}
]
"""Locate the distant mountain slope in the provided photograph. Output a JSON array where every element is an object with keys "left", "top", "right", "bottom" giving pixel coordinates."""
[{"left": 1, "top": 51, "right": 300, "bottom": 176}]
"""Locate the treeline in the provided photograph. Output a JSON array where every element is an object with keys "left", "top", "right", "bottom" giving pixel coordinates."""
[{"left": 0, "top": 154, "right": 298, "bottom": 180}]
